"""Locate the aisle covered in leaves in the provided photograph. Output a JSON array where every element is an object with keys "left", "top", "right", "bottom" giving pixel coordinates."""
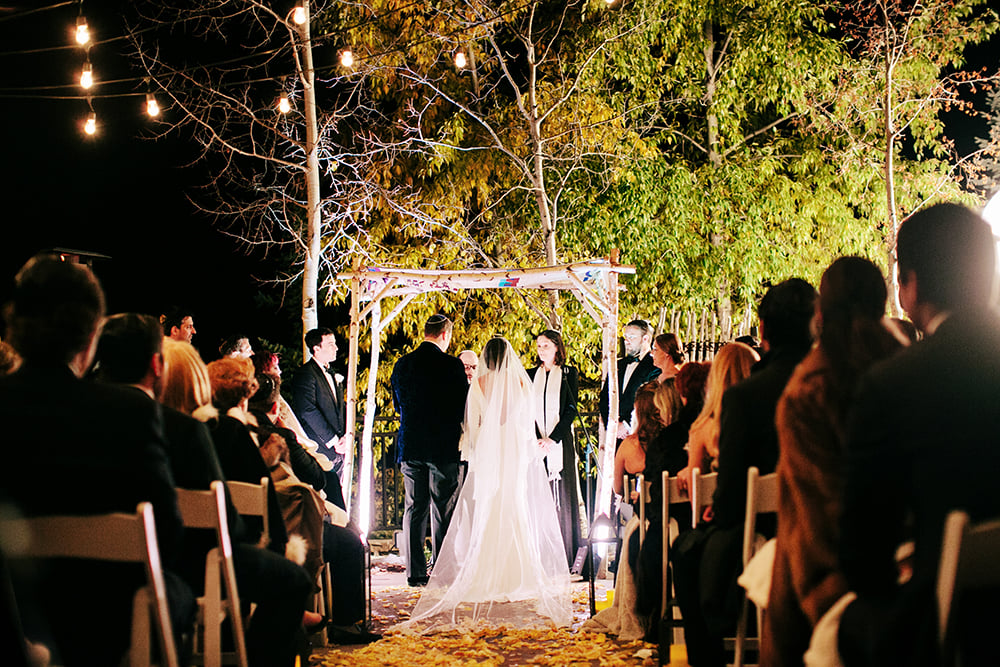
[{"left": 309, "top": 554, "right": 672, "bottom": 666}]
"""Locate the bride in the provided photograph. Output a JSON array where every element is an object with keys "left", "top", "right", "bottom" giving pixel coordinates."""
[{"left": 402, "top": 337, "right": 573, "bottom": 630}]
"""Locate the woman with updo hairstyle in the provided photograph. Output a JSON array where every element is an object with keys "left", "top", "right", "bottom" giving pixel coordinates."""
[
  {"left": 526, "top": 329, "right": 583, "bottom": 568},
  {"left": 677, "top": 342, "right": 759, "bottom": 492},
  {"left": 762, "top": 256, "right": 902, "bottom": 666},
  {"left": 650, "top": 332, "right": 686, "bottom": 381}
]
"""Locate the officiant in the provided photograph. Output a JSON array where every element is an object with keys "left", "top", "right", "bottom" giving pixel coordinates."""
[{"left": 527, "top": 329, "right": 583, "bottom": 569}]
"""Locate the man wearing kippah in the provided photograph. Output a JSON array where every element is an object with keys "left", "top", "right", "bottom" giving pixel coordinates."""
[{"left": 391, "top": 314, "right": 470, "bottom": 587}]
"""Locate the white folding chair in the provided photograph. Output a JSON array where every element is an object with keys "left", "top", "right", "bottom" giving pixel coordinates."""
[
  {"left": 936, "top": 510, "right": 1000, "bottom": 667},
  {"left": 732, "top": 466, "right": 779, "bottom": 667},
  {"left": 226, "top": 478, "right": 270, "bottom": 549},
  {"left": 690, "top": 468, "right": 718, "bottom": 528},
  {"left": 660, "top": 471, "right": 692, "bottom": 663},
  {"left": 0, "top": 503, "right": 179, "bottom": 667},
  {"left": 175, "top": 482, "right": 248, "bottom": 667}
]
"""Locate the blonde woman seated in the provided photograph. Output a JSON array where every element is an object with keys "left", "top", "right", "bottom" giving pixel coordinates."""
[{"left": 676, "top": 342, "right": 758, "bottom": 494}]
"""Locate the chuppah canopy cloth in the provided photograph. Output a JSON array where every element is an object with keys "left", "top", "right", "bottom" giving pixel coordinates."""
[{"left": 334, "top": 256, "right": 635, "bottom": 542}]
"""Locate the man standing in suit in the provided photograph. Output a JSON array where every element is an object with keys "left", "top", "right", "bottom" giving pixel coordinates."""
[
  {"left": 838, "top": 203, "right": 1000, "bottom": 667},
  {"left": 0, "top": 256, "right": 193, "bottom": 666},
  {"left": 599, "top": 319, "right": 661, "bottom": 441},
  {"left": 391, "top": 314, "right": 469, "bottom": 587},
  {"left": 291, "top": 327, "right": 349, "bottom": 483}
]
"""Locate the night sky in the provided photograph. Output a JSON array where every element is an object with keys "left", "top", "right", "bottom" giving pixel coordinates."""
[{"left": 1, "top": 1, "right": 998, "bottom": 360}]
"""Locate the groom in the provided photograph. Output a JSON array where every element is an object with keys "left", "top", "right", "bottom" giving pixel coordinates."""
[{"left": 391, "top": 313, "right": 470, "bottom": 586}]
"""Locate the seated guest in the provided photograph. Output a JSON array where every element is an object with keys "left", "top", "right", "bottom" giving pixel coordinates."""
[
  {"left": 761, "top": 258, "right": 901, "bottom": 666},
  {"left": 672, "top": 278, "right": 816, "bottom": 667},
  {"left": 250, "top": 373, "right": 378, "bottom": 644},
  {"left": 0, "top": 256, "right": 193, "bottom": 666},
  {"left": 677, "top": 343, "right": 758, "bottom": 491},
  {"left": 613, "top": 381, "right": 663, "bottom": 497},
  {"left": 99, "top": 317, "right": 315, "bottom": 667},
  {"left": 633, "top": 362, "right": 711, "bottom": 631},
  {"left": 220, "top": 335, "right": 254, "bottom": 360},
  {"left": 650, "top": 332, "right": 685, "bottom": 381},
  {"left": 838, "top": 204, "right": 1000, "bottom": 667}
]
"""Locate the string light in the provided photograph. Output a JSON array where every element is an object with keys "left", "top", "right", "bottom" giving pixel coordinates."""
[
  {"left": 454, "top": 50, "right": 467, "bottom": 69},
  {"left": 292, "top": 4, "right": 306, "bottom": 25},
  {"left": 277, "top": 94, "right": 291, "bottom": 113},
  {"left": 339, "top": 48, "right": 354, "bottom": 69},
  {"left": 145, "top": 93, "right": 160, "bottom": 117},
  {"left": 79, "top": 62, "right": 93, "bottom": 89},
  {"left": 83, "top": 110, "right": 96, "bottom": 135},
  {"left": 75, "top": 16, "right": 90, "bottom": 46}
]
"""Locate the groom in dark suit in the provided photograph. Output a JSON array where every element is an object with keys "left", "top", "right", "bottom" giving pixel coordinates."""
[
  {"left": 291, "top": 327, "right": 348, "bottom": 483},
  {"left": 599, "top": 319, "right": 661, "bottom": 441},
  {"left": 838, "top": 203, "right": 1000, "bottom": 667},
  {"left": 391, "top": 314, "right": 469, "bottom": 586}
]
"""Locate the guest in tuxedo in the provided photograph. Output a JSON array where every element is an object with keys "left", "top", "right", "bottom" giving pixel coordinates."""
[
  {"left": 599, "top": 319, "right": 661, "bottom": 442},
  {"left": 837, "top": 203, "right": 1000, "bottom": 667},
  {"left": 97, "top": 315, "right": 319, "bottom": 666},
  {"left": 527, "top": 329, "right": 583, "bottom": 568},
  {"left": 391, "top": 314, "right": 469, "bottom": 587},
  {"left": 290, "top": 327, "right": 349, "bottom": 486},
  {"left": 760, "top": 258, "right": 902, "bottom": 667},
  {"left": 0, "top": 256, "right": 194, "bottom": 666},
  {"left": 650, "top": 332, "right": 685, "bottom": 381},
  {"left": 672, "top": 278, "right": 816, "bottom": 667}
]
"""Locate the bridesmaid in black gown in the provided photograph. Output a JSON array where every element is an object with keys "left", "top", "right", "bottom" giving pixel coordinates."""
[{"left": 526, "top": 329, "right": 583, "bottom": 569}]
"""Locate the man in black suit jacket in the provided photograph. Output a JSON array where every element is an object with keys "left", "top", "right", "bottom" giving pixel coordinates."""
[
  {"left": 290, "top": 327, "right": 348, "bottom": 483},
  {"left": 672, "top": 278, "right": 815, "bottom": 666},
  {"left": 0, "top": 257, "right": 194, "bottom": 666},
  {"left": 838, "top": 203, "right": 1000, "bottom": 667},
  {"left": 599, "top": 319, "right": 661, "bottom": 441},
  {"left": 97, "top": 313, "right": 317, "bottom": 665},
  {"left": 390, "top": 314, "right": 469, "bottom": 586}
]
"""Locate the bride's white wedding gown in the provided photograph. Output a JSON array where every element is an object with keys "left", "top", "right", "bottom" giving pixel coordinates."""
[{"left": 400, "top": 339, "right": 572, "bottom": 631}]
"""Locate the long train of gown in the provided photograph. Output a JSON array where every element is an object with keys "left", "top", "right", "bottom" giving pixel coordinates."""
[{"left": 399, "top": 343, "right": 572, "bottom": 631}]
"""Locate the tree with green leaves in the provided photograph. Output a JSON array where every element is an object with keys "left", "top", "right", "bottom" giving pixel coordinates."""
[{"left": 829, "top": 0, "right": 999, "bottom": 309}]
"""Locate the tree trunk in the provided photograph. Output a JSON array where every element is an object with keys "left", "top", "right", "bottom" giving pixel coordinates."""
[
  {"left": 527, "top": 45, "right": 560, "bottom": 328},
  {"left": 883, "top": 38, "right": 901, "bottom": 317},
  {"left": 300, "top": 1, "right": 321, "bottom": 358},
  {"left": 704, "top": 20, "right": 730, "bottom": 336}
]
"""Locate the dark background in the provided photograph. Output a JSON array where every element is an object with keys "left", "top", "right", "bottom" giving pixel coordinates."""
[{"left": 0, "top": 1, "right": 997, "bottom": 362}]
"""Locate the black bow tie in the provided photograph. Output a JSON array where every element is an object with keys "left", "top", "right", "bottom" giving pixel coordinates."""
[{"left": 624, "top": 355, "right": 640, "bottom": 364}]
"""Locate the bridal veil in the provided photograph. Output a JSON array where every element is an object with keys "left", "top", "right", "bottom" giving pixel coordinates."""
[{"left": 401, "top": 337, "right": 573, "bottom": 631}]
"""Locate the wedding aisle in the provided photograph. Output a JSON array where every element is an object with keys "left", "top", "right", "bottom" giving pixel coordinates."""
[{"left": 309, "top": 554, "right": 674, "bottom": 666}]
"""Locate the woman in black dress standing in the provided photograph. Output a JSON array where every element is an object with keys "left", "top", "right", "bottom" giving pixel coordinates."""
[{"left": 527, "top": 329, "right": 583, "bottom": 569}]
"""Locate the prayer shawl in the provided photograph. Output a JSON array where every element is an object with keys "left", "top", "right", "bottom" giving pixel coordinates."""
[{"left": 532, "top": 365, "right": 563, "bottom": 480}]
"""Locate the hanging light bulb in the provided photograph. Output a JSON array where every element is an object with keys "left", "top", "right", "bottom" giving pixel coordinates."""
[
  {"left": 84, "top": 111, "right": 96, "bottom": 135},
  {"left": 80, "top": 62, "right": 93, "bottom": 89},
  {"left": 75, "top": 16, "right": 90, "bottom": 45},
  {"left": 146, "top": 93, "right": 160, "bottom": 117},
  {"left": 340, "top": 49, "right": 354, "bottom": 69},
  {"left": 292, "top": 4, "right": 306, "bottom": 25},
  {"left": 454, "top": 50, "right": 467, "bottom": 69},
  {"left": 277, "top": 94, "right": 291, "bottom": 114}
]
